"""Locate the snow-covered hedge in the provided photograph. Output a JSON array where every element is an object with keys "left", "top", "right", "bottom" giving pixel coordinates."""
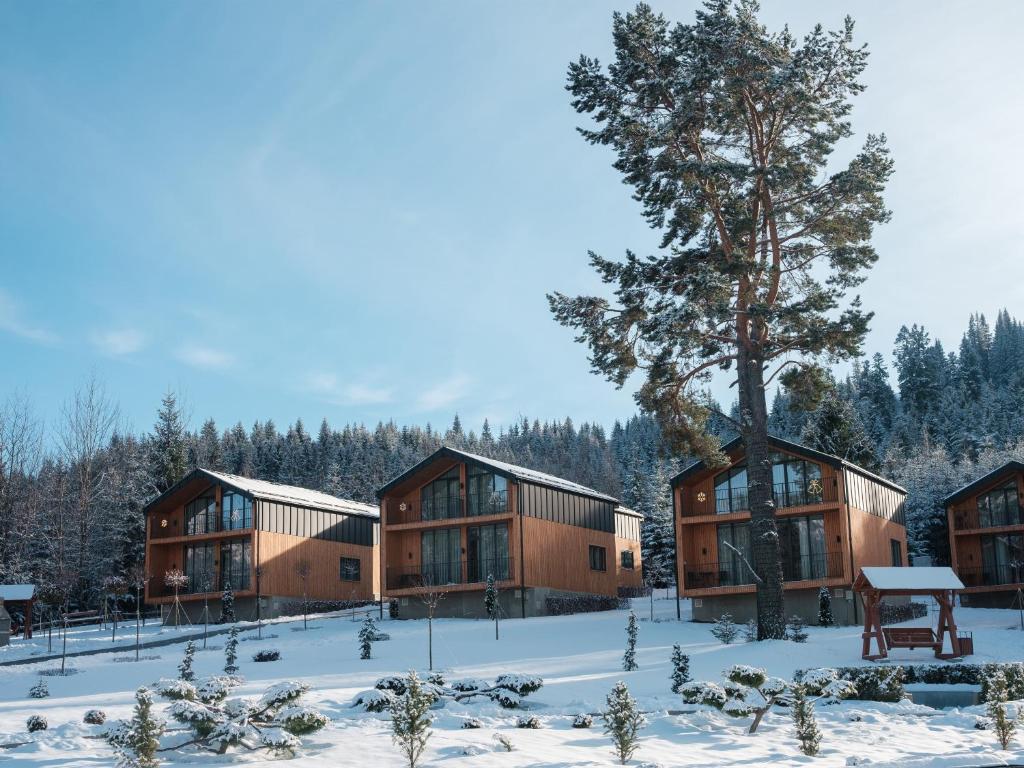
[
  {"left": 353, "top": 688, "right": 397, "bottom": 713},
  {"left": 516, "top": 715, "right": 541, "bottom": 729},
  {"left": 797, "top": 662, "right": 1024, "bottom": 703},
  {"left": 274, "top": 705, "right": 330, "bottom": 735},
  {"left": 572, "top": 713, "right": 593, "bottom": 728},
  {"left": 545, "top": 593, "right": 627, "bottom": 616},
  {"left": 26, "top": 715, "right": 47, "bottom": 733},
  {"left": 356, "top": 673, "right": 544, "bottom": 712},
  {"left": 155, "top": 678, "right": 198, "bottom": 701},
  {"left": 83, "top": 709, "right": 107, "bottom": 725}
]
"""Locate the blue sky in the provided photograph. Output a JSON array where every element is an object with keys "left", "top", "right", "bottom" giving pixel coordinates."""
[{"left": 2, "top": 1, "right": 1023, "bottom": 438}]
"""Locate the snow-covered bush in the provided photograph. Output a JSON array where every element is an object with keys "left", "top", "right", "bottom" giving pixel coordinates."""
[
  {"left": 261, "top": 728, "right": 301, "bottom": 757},
  {"left": 494, "top": 733, "right": 514, "bottom": 752},
  {"left": 274, "top": 705, "right": 330, "bottom": 735},
  {"left": 710, "top": 614, "right": 738, "bottom": 644},
  {"left": 28, "top": 679, "right": 48, "bottom": 698},
  {"left": 355, "top": 688, "right": 398, "bottom": 713},
  {"left": 376, "top": 675, "right": 410, "bottom": 695},
  {"left": 220, "top": 583, "right": 235, "bottom": 623},
  {"left": 359, "top": 615, "right": 378, "bottom": 660},
  {"left": 155, "top": 677, "right": 198, "bottom": 701},
  {"left": 168, "top": 699, "right": 220, "bottom": 737},
  {"left": 796, "top": 666, "right": 904, "bottom": 703},
  {"left": 253, "top": 649, "right": 281, "bottom": 662},
  {"left": 494, "top": 674, "right": 543, "bottom": 697},
  {"left": 516, "top": 715, "right": 541, "bottom": 729},
  {"left": 602, "top": 681, "right": 645, "bottom": 765},
  {"left": 224, "top": 626, "right": 240, "bottom": 675},
  {"left": 106, "top": 687, "right": 163, "bottom": 768},
  {"left": 390, "top": 671, "right": 433, "bottom": 768},
  {"left": 982, "top": 663, "right": 1024, "bottom": 702},
  {"left": 26, "top": 715, "right": 47, "bottom": 733},
  {"left": 489, "top": 689, "right": 522, "bottom": 709},
  {"left": 450, "top": 678, "right": 490, "bottom": 692},
  {"left": 367, "top": 672, "right": 542, "bottom": 712},
  {"left": 178, "top": 640, "right": 197, "bottom": 681},
  {"left": 796, "top": 668, "right": 858, "bottom": 704},
  {"left": 818, "top": 587, "right": 833, "bottom": 626},
  {"left": 743, "top": 619, "right": 758, "bottom": 643},
  {"left": 786, "top": 615, "right": 808, "bottom": 643},
  {"left": 196, "top": 675, "right": 236, "bottom": 703},
  {"left": 623, "top": 610, "right": 638, "bottom": 671},
  {"left": 461, "top": 717, "right": 482, "bottom": 729},
  {"left": 84, "top": 709, "right": 107, "bottom": 725},
  {"left": 573, "top": 713, "right": 593, "bottom": 728},
  {"left": 792, "top": 685, "right": 821, "bottom": 756},
  {"left": 986, "top": 669, "right": 1018, "bottom": 750},
  {"left": 683, "top": 666, "right": 788, "bottom": 734},
  {"left": 670, "top": 644, "right": 690, "bottom": 693}
]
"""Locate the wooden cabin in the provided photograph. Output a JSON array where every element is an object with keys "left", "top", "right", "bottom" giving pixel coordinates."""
[
  {"left": 377, "top": 447, "right": 643, "bottom": 618},
  {"left": 144, "top": 468, "right": 379, "bottom": 623},
  {"left": 945, "top": 460, "right": 1024, "bottom": 608},
  {"left": 672, "top": 436, "right": 907, "bottom": 626}
]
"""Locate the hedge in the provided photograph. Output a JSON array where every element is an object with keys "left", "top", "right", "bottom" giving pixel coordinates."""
[
  {"left": 795, "top": 662, "right": 1024, "bottom": 703},
  {"left": 545, "top": 593, "right": 627, "bottom": 616}
]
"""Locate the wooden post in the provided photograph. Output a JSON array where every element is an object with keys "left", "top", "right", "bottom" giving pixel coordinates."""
[{"left": 860, "top": 591, "right": 886, "bottom": 660}]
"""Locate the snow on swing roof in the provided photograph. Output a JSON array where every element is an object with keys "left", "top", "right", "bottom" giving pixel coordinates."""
[
  {"left": 858, "top": 567, "right": 964, "bottom": 591},
  {"left": 0, "top": 584, "right": 36, "bottom": 601}
]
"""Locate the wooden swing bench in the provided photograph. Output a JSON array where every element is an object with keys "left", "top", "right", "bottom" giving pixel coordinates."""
[{"left": 882, "top": 627, "right": 940, "bottom": 652}]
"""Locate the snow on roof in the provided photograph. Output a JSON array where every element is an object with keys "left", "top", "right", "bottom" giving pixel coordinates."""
[
  {"left": 203, "top": 470, "right": 379, "bottom": 519},
  {"left": 448, "top": 448, "right": 619, "bottom": 503},
  {"left": 858, "top": 567, "right": 964, "bottom": 591},
  {"left": 0, "top": 584, "right": 36, "bottom": 601},
  {"left": 615, "top": 505, "right": 642, "bottom": 518}
]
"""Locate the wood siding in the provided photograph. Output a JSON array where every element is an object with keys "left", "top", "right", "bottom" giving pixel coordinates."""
[
  {"left": 257, "top": 530, "right": 378, "bottom": 602},
  {"left": 521, "top": 516, "right": 618, "bottom": 597}
]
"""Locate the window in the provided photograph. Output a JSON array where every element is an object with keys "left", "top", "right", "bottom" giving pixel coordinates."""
[
  {"left": 221, "top": 492, "right": 252, "bottom": 531},
  {"left": 978, "top": 482, "right": 1022, "bottom": 528},
  {"left": 219, "top": 540, "right": 251, "bottom": 591},
  {"left": 421, "top": 467, "right": 461, "bottom": 520},
  {"left": 716, "top": 513, "right": 827, "bottom": 585},
  {"left": 420, "top": 527, "right": 462, "bottom": 585},
  {"left": 713, "top": 465, "right": 748, "bottom": 514},
  {"left": 340, "top": 557, "right": 361, "bottom": 582},
  {"left": 185, "top": 492, "right": 217, "bottom": 535},
  {"left": 589, "top": 545, "right": 607, "bottom": 572},
  {"left": 716, "top": 522, "right": 753, "bottom": 586},
  {"left": 712, "top": 454, "right": 825, "bottom": 514},
  {"left": 890, "top": 539, "right": 903, "bottom": 567},
  {"left": 467, "top": 523, "right": 510, "bottom": 582},
  {"left": 621, "top": 550, "right": 635, "bottom": 570},
  {"left": 184, "top": 543, "right": 216, "bottom": 593},
  {"left": 466, "top": 466, "right": 508, "bottom": 516},
  {"left": 980, "top": 533, "right": 1024, "bottom": 585}
]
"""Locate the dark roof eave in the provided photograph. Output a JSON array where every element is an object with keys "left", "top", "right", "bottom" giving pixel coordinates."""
[{"left": 943, "top": 460, "right": 1024, "bottom": 507}]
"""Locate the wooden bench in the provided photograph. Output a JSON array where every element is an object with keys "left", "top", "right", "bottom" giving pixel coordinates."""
[{"left": 883, "top": 627, "right": 940, "bottom": 651}]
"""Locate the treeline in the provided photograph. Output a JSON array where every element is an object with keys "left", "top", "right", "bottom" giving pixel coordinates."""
[{"left": 1, "top": 309, "right": 1023, "bottom": 610}]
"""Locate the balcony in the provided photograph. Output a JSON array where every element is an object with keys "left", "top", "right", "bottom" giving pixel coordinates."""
[
  {"left": 684, "top": 550, "right": 844, "bottom": 590},
  {"left": 683, "top": 481, "right": 838, "bottom": 517},
  {"left": 951, "top": 506, "right": 1024, "bottom": 532},
  {"left": 148, "top": 572, "right": 252, "bottom": 599},
  {"left": 385, "top": 555, "right": 514, "bottom": 591},
  {"left": 957, "top": 564, "right": 1024, "bottom": 588},
  {"left": 387, "top": 490, "right": 510, "bottom": 525}
]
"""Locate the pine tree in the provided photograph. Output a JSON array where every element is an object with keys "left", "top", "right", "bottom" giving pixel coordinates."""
[
  {"left": 550, "top": 2, "right": 892, "bottom": 640},
  {"left": 359, "top": 615, "right": 376, "bottom": 660},
  {"left": 224, "top": 626, "right": 239, "bottom": 675},
  {"left": 669, "top": 644, "right": 690, "bottom": 694},
  {"left": 800, "top": 387, "right": 877, "bottom": 470},
  {"left": 108, "top": 687, "right": 163, "bottom": 768},
  {"left": 786, "top": 615, "right": 808, "bottom": 643},
  {"left": 818, "top": 587, "right": 834, "bottom": 627},
  {"left": 987, "top": 669, "right": 1018, "bottom": 750},
  {"left": 150, "top": 391, "right": 187, "bottom": 493},
  {"left": 484, "top": 574, "right": 497, "bottom": 619},
  {"left": 220, "top": 583, "right": 235, "bottom": 623},
  {"left": 178, "top": 640, "right": 196, "bottom": 682},
  {"left": 623, "top": 611, "right": 639, "bottom": 671},
  {"left": 390, "top": 671, "right": 433, "bottom": 768},
  {"left": 792, "top": 684, "right": 821, "bottom": 756},
  {"left": 601, "top": 681, "right": 646, "bottom": 765},
  {"left": 711, "top": 614, "right": 739, "bottom": 644}
]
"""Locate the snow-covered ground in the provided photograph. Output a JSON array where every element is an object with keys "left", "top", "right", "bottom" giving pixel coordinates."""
[{"left": 1, "top": 596, "right": 1023, "bottom": 767}]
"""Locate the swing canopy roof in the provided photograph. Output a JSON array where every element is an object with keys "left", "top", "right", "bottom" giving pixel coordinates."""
[{"left": 854, "top": 567, "right": 963, "bottom": 594}]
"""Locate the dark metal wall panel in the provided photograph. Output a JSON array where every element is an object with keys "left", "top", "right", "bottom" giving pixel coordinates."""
[
  {"left": 844, "top": 469, "right": 907, "bottom": 526},
  {"left": 257, "top": 499, "right": 378, "bottom": 547},
  {"left": 520, "top": 481, "right": 615, "bottom": 533}
]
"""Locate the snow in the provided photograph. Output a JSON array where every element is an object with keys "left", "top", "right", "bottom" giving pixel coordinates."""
[
  {"left": 858, "top": 567, "right": 965, "bottom": 591},
  {"left": 202, "top": 469, "right": 380, "bottom": 518},
  {"left": 1, "top": 596, "right": 1023, "bottom": 766},
  {"left": 0, "top": 585, "right": 36, "bottom": 602}
]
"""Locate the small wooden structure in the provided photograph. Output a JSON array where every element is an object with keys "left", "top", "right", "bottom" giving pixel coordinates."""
[
  {"left": 853, "top": 567, "right": 965, "bottom": 661},
  {"left": 0, "top": 584, "right": 35, "bottom": 639}
]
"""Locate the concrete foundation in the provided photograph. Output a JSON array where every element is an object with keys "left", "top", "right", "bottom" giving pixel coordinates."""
[
  {"left": 690, "top": 586, "right": 862, "bottom": 626},
  {"left": 390, "top": 587, "right": 618, "bottom": 620},
  {"left": 959, "top": 590, "right": 1024, "bottom": 610}
]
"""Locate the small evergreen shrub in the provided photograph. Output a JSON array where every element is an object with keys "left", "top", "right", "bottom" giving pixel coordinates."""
[
  {"left": 28, "top": 679, "right": 49, "bottom": 699},
  {"left": 253, "top": 649, "right": 281, "bottom": 662},
  {"left": 84, "top": 709, "right": 107, "bottom": 725},
  {"left": 178, "top": 640, "right": 197, "bottom": 681},
  {"left": 623, "top": 611, "right": 639, "bottom": 671},
  {"left": 516, "top": 715, "right": 541, "bottom": 729},
  {"left": 670, "top": 644, "right": 690, "bottom": 694},
  {"left": 354, "top": 688, "right": 397, "bottom": 713},
  {"left": 795, "top": 666, "right": 905, "bottom": 703},
  {"left": 359, "top": 615, "right": 377, "bottom": 660},
  {"left": 986, "top": 669, "right": 1018, "bottom": 750},
  {"left": 462, "top": 718, "right": 483, "bottom": 729},
  {"left": 817, "top": 587, "right": 833, "bottom": 627},
  {"left": 602, "top": 681, "right": 645, "bottom": 764},
  {"left": 572, "top": 713, "right": 594, "bottom": 728},
  {"left": 786, "top": 615, "right": 808, "bottom": 643},
  {"left": 274, "top": 705, "right": 330, "bottom": 735},
  {"left": 710, "top": 614, "right": 738, "bottom": 644},
  {"left": 792, "top": 685, "right": 821, "bottom": 756},
  {"left": 27, "top": 715, "right": 47, "bottom": 733},
  {"left": 155, "top": 678, "right": 198, "bottom": 701},
  {"left": 389, "top": 672, "right": 433, "bottom": 768},
  {"left": 224, "top": 626, "right": 240, "bottom": 675},
  {"left": 389, "top": 599, "right": 399, "bottom": 619},
  {"left": 743, "top": 619, "right": 758, "bottom": 642},
  {"left": 494, "top": 733, "right": 514, "bottom": 752}
]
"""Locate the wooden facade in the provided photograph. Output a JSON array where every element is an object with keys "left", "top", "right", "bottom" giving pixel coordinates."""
[
  {"left": 672, "top": 436, "right": 907, "bottom": 625},
  {"left": 944, "top": 461, "right": 1024, "bottom": 607},
  {"left": 144, "top": 468, "right": 380, "bottom": 620},
  {"left": 377, "top": 447, "right": 644, "bottom": 617}
]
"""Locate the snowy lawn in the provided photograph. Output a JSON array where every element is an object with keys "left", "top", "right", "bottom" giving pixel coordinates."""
[{"left": 1, "top": 597, "right": 1023, "bottom": 766}]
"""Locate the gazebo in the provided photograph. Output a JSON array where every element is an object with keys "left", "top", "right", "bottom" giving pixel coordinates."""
[
  {"left": 0, "top": 584, "right": 36, "bottom": 639},
  {"left": 853, "top": 567, "right": 965, "bottom": 661}
]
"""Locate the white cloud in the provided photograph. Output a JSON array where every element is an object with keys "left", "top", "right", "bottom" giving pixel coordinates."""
[
  {"left": 416, "top": 374, "right": 472, "bottom": 411},
  {"left": 304, "top": 372, "right": 393, "bottom": 405},
  {"left": 0, "top": 288, "right": 57, "bottom": 345},
  {"left": 176, "top": 344, "right": 233, "bottom": 370},
  {"left": 91, "top": 328, "right": 146, "bottom": 357}
]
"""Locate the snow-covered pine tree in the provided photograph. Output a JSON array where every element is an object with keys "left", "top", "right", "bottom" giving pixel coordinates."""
[
  {"left": 107, "top": 687, "right": 163, "bottom": 768},
  {"left": 484, "top": 574, "right": 497, "bottom": 619},
  {"left": 390, "top": 671, "right": 433, "bottom": 768},
  {"left": 743, "top": 619, "right": 758, "bottom": 643},
  {"left": 786, "top": 615, "right": 808, "bottom": 643},
  {"left": 987, "top": 669, "right": 1018, "bottom": 750},
  {"left": 710, "top": 614, "right": 738, "bottom": 644},
  {"left": 150, "top": 391, "right": 187, "bottom": 493},
  {"left": 178, "top": 640, "right": 196, "bottom": 681},
  {"left": 623, "top": 611, "right": 639, "bottom": 671},
  {"left": 220, "top": 583, "right": 235, "bottom": 623},
  {"left": 224, "top": 626, "right": 239, "bottom": 675},
  {"left": 669, "top": 644, "right": 690, "bottom": 694},
  {"left": 818, "top": 587, "right": 834, "bottom": 627},
  {"left": 601, "top": 680, "right": 646, "bottom": 765},
  {"left": 800, "top": 386, "right": 877, "bottom": 470},
  {"left": 792, "top": 684, "right": 821, "bottom": 756},
  {"left": 359, "top": 615, "right": 376, "bottom": 660},
  {"left": 551, "top": 2, "right": 892, "bottom": 640}
]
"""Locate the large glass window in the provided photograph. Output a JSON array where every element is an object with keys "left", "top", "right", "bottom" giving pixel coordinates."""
[
  {"left": 221, "top": 492, "right": 252, "bottom": 531},
  {"left": 220, "top": 540, "right": 251, "bottom": 591},
  {"left": 185, "top": 493, "right": 217, "bottom": 535},
  {"left": 714, "top": 465, "right": 748, "bottom": 514},
  {"left": 184, "top": 542, "right": 217, "bottom": 593},
  {"left": 420, "top": 527, "right": 462, "bottom": 585},
  {"left": 716, "top": 522, "right": 753, "bottom": 586},
  {"left": 978, "top": 482, "right": 1022, "bottom": 528},
  {"left": 466, "top": 466, "right": 509, "bottom": 516},
  {"left": 777, "top": 514, "right": 827, "bottom": 580},
  {"left": 981, "top": 533, "right": 1024, "bottom": 586},
  {"left": 467, "top": 523, "right": 510, "bottom": 582},
  {"left": 421, "top": 467, "right": 462, "bottom": 520},
  {"left": 712, "top": 454, "right": 824, "bottom": 514}
]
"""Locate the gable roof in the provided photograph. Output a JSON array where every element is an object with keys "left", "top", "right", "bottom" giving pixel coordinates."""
[
  {"left": 0, "top": 584, "right": 35, "bottom": 602},
  {"left": 943, "top": 460, "right": 1024, "bottom": 507},
  {"left": 670, "top": 435, "right": 906, "bottom": 495},
  {"left": 376, "top": 446, "right": 619, "bottom": 504},
  {"left": 144, "top": 468, "right": 379, "bottom": 519},
  {"left": 855, "top": 566, "right": 964, "bottom": 592}
]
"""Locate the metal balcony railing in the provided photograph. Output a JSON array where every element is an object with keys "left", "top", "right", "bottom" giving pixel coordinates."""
[
  {"left": 684, "top": 480, "right": 838, "bottom": 517},
  {"left": 956, "top": 564, "right": 1024, "bottom": 588},
  {"left": 684, "top": 550, "right": 844, "bottom": 590},
  {"left": 148, "top": 572, "right": 251, "bottom": 598},
  {"left": 952, "top": 506, "right": 1024, "bottom": 531},
  {"left": 385, "top": 556, "right": 513, "bottom": 591},
  {"left": 387, "top": 489, "right": 510, "bottom": 524}
]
